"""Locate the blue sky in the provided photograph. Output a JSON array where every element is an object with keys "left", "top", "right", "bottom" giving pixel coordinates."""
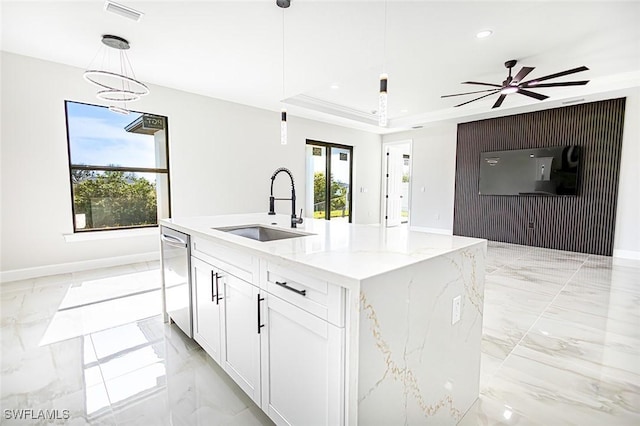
[{"left": 66, "top": 102, "right": 158, "bottom": 169}]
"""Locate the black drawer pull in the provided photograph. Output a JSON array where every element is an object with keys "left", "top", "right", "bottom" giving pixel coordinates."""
[
  {"left": 257, "top": 294, "right": 265, "bottom": 334},
  {"left": 215, "top": 273, "right": 224, "bottom": 304},
  {"left": 275, "top": 281, "right": 306, "bottom": 296},
  {"left": 211, "top": 271, "right": 217, "bottom": 302}
]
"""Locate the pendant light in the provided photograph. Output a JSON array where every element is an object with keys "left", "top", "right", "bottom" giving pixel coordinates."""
[
  {"left": 378, "top": 0, "right": 389, "bottom": 127},
  {"left": 278, "top": 0, "right": 290, "bottom": 144},
  {"left": 83, "top": 34, "right": 149, "bottom": 114}
]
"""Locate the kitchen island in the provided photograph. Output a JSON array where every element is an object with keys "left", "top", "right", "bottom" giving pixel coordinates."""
[{"left": 160, "top": 213, "right": 486, "bottom": 426}]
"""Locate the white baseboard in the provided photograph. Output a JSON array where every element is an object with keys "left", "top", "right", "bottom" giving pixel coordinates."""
[
  {"left": 0, "top": 251, "right": 160, "bottom": 284},
  {"left": 409, "top": 226, "right": 454, "bottom": 235},
  {"left": 612, "top": 249, "right": 640, "bottom": 260}
]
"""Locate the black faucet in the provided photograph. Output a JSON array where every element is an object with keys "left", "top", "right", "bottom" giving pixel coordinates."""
[{"left": 268, "top": 167, "right": 303, "bottom": 228}]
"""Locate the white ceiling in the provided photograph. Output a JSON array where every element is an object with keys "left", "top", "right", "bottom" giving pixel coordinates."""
[{"left": 2, "top": 0, "right": 640, "bottom": 134}]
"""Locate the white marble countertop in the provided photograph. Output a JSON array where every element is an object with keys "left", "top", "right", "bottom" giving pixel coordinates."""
[{"left": 161, "top": 213, "right": 485, "bottom": 283}]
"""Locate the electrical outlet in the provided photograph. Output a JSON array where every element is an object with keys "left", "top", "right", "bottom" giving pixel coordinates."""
[{"left": 452, "top": 295, "right": 461, "bottom": 325}]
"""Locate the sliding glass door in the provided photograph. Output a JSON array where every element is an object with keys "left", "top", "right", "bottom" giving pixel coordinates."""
[{"left": 305, "top": 140, "right": 353, "bottom": 222}]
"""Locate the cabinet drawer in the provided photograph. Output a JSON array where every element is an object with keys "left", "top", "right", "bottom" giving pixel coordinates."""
[
  {"left": 192, "top": 236, "right": 256, "bottom": 283},
  {"left": 263, "top": 263, "right": 345, "bottom": 327}
]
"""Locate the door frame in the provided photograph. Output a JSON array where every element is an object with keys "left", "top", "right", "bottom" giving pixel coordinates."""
[
  {"left": 381, "top": 139, "right": 413, "bottom": 227},
  {"left": 306, "top": 139, "right": 354, "bottom": 222}
]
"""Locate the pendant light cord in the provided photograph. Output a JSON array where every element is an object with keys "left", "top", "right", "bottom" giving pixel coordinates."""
[
  {"left": 282, "top": 7, "right": 285, "bottom": 100},
  {"left": 382, "top": 0, "right": 387, "bottom": 73}
]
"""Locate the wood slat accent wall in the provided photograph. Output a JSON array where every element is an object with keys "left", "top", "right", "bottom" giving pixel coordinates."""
[{"left": 453, "top": 98, "right": 626, "bottom": 255}]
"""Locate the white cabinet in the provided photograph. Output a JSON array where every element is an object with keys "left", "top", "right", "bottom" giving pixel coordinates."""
[
  {"left": 260, "top": 293, "right": 344, "bottom": 426},
  {"left": 190, "top": 236, "right": 346, "bottom": 426},
  {"left": 191, "top": 256, "right": 224, "bottom": 363},
  {"left": 220, "top": 272, "right": 261, "bottom": 405}
]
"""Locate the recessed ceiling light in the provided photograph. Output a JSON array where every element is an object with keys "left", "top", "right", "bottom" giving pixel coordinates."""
[
  {"left": 476, "top": 30, "right": 493, "bottom": 39},
  {"left": 330, "top": 84, "right": 340, "bottom": 90}
]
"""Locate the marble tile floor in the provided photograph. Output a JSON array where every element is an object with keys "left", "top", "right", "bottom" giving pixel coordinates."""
[
  {"left": 460, "top": 242, "right": 640, "bottom": 425},
  {"left": 1, "top": 261, "right": 273, "bottom": 425},
  {"left": 0, "top": 243, "right": 638, "bottom": 425}
]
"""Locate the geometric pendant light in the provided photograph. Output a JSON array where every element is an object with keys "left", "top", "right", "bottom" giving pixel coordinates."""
[{"left": 83, "top": 35, "right": 149, "bottom": 114}]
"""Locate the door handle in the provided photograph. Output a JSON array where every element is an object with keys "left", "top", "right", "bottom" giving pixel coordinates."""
[
  {"left": 211, "top": 271, "right": 217, "bottom": 302},
  {"left": 257, "top": 294, "right": 265, "bottom": 334},
  {"left": 215, "top": 273, "right": 224, "bottom": 304},
  {"left": 275, "top": 281, "right": 306, "bottom": 296},
  {"left": 161, "top": 234, "right": 187, "bottom": 248}
]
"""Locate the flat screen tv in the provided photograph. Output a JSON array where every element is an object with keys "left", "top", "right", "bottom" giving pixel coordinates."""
[{"left": 479, "top": 145, "right": 582, "bottom": 196}]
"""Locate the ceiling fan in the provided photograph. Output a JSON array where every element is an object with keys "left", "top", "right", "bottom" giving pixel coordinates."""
[{"left": 441, "top": 59, "right": 589, "bottom": 108}]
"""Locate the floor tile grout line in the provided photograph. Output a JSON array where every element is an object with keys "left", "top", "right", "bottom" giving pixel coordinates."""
[
  {"left": 483, "top": 252, "right": 592, "bottom": 387},
  {"left": 87, "top": 332, "right": 115, "bottom": 411}
]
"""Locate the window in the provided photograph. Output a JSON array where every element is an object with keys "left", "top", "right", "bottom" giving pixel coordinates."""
[
  {"left": 65, "top": 101, "right": 170, "bottom": 232},
  {"left": 305, "top": 140, "right": 353, "bottom": 222}
]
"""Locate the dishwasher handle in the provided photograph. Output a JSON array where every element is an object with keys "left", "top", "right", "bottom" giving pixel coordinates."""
[{"left": 161, "top": 234, "right": 188, "bottom": 248}]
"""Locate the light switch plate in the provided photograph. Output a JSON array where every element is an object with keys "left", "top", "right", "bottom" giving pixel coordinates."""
[{"left": 452, "top": 295, "right": 461, "bottom": 325}]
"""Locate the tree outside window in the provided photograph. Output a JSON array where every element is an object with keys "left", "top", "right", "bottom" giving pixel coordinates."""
[{"left": 313, "top": 172, "right": 349, "bottom": 219}]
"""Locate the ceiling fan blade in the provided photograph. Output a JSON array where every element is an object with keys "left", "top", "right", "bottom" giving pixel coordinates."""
[
  {"left": 492, "top": 94, "right": 507, "bottom": 109},
  {"left": 462, "top": 81, "right": 502, "bottom": 88},
  {"left": 454, "top": 90, "right": 500, "bottom": 107},
  {"left": 522, "top": 80, "right": 589, "bottom": 88},
  {"left": 511, "top": 66, "right": 535, "bottom": 84},
  {"left": 517, "top": 89, "right": 549, "bottom": 101},
  {"left": 521, "top": 66, "right": 589, "bottom": 85},
  {"left": 441, "top": 88, "right": 502, "bottom": 98}
]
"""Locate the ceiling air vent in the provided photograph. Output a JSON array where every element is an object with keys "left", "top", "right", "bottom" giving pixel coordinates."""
[{"left": 104, "top": 0, "right": 144, "bottom": 22}]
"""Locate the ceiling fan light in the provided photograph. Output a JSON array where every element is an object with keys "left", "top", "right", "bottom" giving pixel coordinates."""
[{"left": 501, "top": 86, "right": 519, "bottom": 95}]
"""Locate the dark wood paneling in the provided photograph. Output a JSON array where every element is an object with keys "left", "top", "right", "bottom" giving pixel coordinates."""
[{"left": 453, "top": 98, "right": 626, "bottom": 255}]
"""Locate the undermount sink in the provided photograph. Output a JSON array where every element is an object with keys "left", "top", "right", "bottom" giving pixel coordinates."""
[{"left": 214, "top": 225, "right": 313, "bottom": 242}]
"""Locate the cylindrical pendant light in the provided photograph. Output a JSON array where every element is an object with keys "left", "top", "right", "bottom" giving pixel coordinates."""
[
  {"left": 379, "top": 73, "right": 388, "bottom": 127},
  {"left": 378, "top": 0, "right": 389, "bottom": 127},
  {"left": 281, "top": 109, "right": 288, "bottom": 145}
]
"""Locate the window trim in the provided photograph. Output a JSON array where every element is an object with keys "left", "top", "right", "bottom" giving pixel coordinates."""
[{"left": 64, "top": 100, "right": 171, "bottom": 233}]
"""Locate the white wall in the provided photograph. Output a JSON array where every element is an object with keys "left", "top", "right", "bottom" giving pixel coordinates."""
[
  {"left": 613, "top": 88, "right": 640, "bottom": 259},
  {"left": 0, "top": 52, "right": 381, "bottom": 278},
  {"left": 384, "top": 89, "right": 640, "bottom": 258}
]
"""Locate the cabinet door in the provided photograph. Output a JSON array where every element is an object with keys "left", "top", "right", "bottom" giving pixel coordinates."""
[
  {"left": 191, "top": 256, "right": 223, "bottom": 363},
  {"left": 261, "top": 294, "right": 344, "bottom": 426},
  {"left": 221, "top": 273, "right": 261, "bottom": 405}
]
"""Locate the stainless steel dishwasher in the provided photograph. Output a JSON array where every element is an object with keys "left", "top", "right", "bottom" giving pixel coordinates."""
[{"left": 160, "top": 226, "right": 193, "bottom": 338}]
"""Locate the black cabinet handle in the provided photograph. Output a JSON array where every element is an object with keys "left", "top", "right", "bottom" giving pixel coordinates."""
[
  {"left": 215, "top": 273, "right": 224, "bottom": 304},
  {"left": 257, "top": 294, "right": 265, "bottom": 334},
  {"left": 211, "top": 271, "right": 217, "bottom": 302},
  {"left": 275, "top": 281, "right": 306, "bottom": 296}
]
